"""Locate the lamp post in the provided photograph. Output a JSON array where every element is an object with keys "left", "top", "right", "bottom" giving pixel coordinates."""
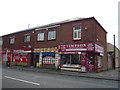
[{"left": 113, "top": 34, "right": 116, "bottom": 69}]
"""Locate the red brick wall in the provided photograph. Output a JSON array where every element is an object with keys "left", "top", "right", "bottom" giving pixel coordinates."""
[
  {"left": 60, "top": 19, "right": 96, "bottom": 43},
  {"left": 94, "top": 21, "right": 107, "bottom": 71},
  {"left": 34, "top": 26, "right": 61, "bottom": 48},
  {"left": 2, "top": 30, "right": 35, "bottom": 50},
  {"left": 33, "top": 18, "right": 97, "bottom": 49}
]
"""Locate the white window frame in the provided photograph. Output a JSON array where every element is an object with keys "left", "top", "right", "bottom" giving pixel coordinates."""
[
  {"left": 37, "top": 32, "right": 44, "bottom": 41},
  {"left": 73, "top": 25, "right": 81, "bottom": 40},
  {"left": 48, "top": 30, "right": 56, "bottom": 40},
  {"left": 10, "top": 37, "right": 15, "bottom": 44},
  {"left": 24, "top": 34, "right": 30, "bottom": 42}
]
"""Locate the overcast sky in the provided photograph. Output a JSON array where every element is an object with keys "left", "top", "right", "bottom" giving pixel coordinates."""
[{"left": 0, "top": 0, "right": 119, "bottom": 48}]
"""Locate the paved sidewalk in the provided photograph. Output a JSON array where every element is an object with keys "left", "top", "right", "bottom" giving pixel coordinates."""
[{"left": 2, "top": 65, "right": 120, "bottom": 81}]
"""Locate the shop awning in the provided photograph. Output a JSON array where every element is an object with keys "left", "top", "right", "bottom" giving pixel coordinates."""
[{"left": 42, "top": 52, "right": 55, "bottom": 56}]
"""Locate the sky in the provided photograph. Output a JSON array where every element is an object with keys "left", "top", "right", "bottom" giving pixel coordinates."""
[{"left": 0, "top": 0, "right": 119, "bottom": 49}]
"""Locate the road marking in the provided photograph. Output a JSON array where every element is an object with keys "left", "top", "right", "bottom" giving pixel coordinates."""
[{"left": 4, "top": 76, "right": 40, "bottom": 86}]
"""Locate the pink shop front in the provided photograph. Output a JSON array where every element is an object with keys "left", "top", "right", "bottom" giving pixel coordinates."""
[{"left": 59, "top": 43, "right": 104, "bottom": 72}]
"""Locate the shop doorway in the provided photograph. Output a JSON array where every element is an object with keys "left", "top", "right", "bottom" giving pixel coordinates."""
[{"left": 34, "top": 55, "right": 39, "bottom": 67}]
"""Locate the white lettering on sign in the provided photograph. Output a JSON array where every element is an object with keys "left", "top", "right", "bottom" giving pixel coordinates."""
[
  {"left": 66, "top": 44, "right": 87, "bottom": 48},
  {"left": 66, "top": 48, "right": 87, "bottom": 51},
  {"left": 95, "top": 44, "right": 104, "bottom": 53},
  {"left": 13, "top": 50, "right": 24, "bottom": 53},
  {"left": 60, "top": 43, "right": 94, "bottom": 52},
  {"left": 13, "top": 49, "right": 31, "bottom": 53}
]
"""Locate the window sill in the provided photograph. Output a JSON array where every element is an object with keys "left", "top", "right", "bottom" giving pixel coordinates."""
[
  {"left": 47, "top": 39, "right": 56, "bottom": 41},
  {"left": 73, "top": 38, "right": 81, "bottom": 41},
  {"left": 37, "top": 40, "right": 45, "bottom": 42}
]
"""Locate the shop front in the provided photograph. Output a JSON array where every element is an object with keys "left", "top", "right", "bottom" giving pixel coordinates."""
[
  {"left": 59, "top": 43, "right": 104, "bottom": 72},
  {"left": 1, "top": 49, "right": 32, "bottom": 66},
  {"left": 34, "top": 47, "right": 60, "bottom": 69}
]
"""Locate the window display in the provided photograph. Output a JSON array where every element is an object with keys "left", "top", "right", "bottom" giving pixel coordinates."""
[{"left": 61, "top": 54, "right": 80, "bottom": 65}]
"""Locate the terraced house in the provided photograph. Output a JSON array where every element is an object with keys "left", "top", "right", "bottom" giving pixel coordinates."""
[{"left": 1, "top": 17, "right": 107, "bottom": 72}]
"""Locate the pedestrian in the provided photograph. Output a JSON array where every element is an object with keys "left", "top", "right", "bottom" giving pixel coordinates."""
[{"left": 6, "top": 60, "right": 10, "bottom": 68}]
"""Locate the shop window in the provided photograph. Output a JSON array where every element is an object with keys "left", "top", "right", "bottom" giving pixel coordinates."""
[
  {"left": 42, "top": 52, "right": 55, "bottom": 64},
  {"left": 61, "top": 54, "right": 80, "bottom": 65},
  {"left": 37, "top": 32, "right": 44, "bottom": 41},
  {"left": 48, "top": 31, "right": 56, "bottom": 40},
  {"left": 24, "top": 34, "right": 30, "bottom": 42},
  {"left": 73, "top": 25, "right": 81, "bottom": 40},
  {"left": 97, "top": 56, "right": 102, "bottom": 68},
  {"left": 10, "top": 37, "right": 15, "bottom": 44}
]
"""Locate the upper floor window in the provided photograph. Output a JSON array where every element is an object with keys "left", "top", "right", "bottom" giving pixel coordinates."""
[
  {"left": 48, "top": 30, "right": 56, "bottom": 40},
  {"left": 10, "top": 37, "right": 15, "bottom": 44},
  {"left": 73, "top": 25, "right": 81, "bottom": 40},
  {"left": 37, "top": 32, "right": 44, "bottom": 41},
  {"left": 24, "top": 34, "right": 30, "bottom": 42}
]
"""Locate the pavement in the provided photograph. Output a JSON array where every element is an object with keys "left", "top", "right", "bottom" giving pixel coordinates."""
[{"left": 2, "top": 64, "right": 120, "bottom": 81}]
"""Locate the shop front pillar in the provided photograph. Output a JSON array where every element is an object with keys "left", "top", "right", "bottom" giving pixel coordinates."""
[{"left": 80, "top": 52, "right": 88, "bottom": 72}]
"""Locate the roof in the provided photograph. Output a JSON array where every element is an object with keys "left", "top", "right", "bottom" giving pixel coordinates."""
[
  {"left": 2, "top": 17, "right": 107, "bottom": 37},
  {"left": 107, "top": 43, "right": 120, "bottom": 52}
]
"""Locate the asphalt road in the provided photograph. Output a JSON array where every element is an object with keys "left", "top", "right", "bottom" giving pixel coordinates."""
[{"left": 2, "top": 65, "right": 119, "bottom": 88}]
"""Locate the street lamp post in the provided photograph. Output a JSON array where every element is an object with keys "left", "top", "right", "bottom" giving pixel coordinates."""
[{"left": 113, "top": 34, "right": 116, "bottom": 69}]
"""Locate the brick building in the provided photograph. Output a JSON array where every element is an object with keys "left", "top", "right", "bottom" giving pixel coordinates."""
[
  {"left": 107, "top": 43, "right": 120, "bottom": 69},
  {"left": 2, "top": 17, "right": 107, "bottom": 72}
]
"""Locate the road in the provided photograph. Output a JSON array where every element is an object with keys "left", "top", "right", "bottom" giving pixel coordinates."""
[{"left": 2, "top": 65, "right": 119, "bottom": 88}]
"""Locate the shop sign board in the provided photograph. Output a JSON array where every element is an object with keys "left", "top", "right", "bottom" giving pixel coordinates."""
[
  {"left": 95, "top": 44, "right": 104, "bottom": 56},
  {"left": 1, "top": 49, "right": 31, "bottom": 54},
  {"left": 59, "top": 43, "right": 94, "bottom": 52},
  {"left": 61, "top": 52, "right": 78, "bottom": 54},
  {"left": 95, "top": 44, "right": 104, "bottom": 53},
  {"left": 34, "top": 47, "right": 58, "bottom": 53},
  {"left": 13, "top": 49, "right": 31, "bottom": 53}
]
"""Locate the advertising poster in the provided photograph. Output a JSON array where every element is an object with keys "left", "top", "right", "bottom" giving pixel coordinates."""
[
  {"left": 7, "top": 54, "right": 12, "bottom": 61},
  {"left": 13, "top": 54, "right": 20, "bottom": 62},
  {"left": 20, "top": 55, "right": 28, "bottom": 63}
]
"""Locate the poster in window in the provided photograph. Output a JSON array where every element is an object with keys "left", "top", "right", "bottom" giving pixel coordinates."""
[
  {"left": 13, "top": 54, "right": 20, "bottom": 62},
  {"left": 20, "top": 55, "right": 28, "bottom": 63}
]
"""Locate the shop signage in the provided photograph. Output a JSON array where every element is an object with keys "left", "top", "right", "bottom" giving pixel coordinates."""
[
  {"left": 0, "top": 50, "right": 6, "bottom": 53},
  {"left": 62, "top": 52, "right": 78, "bottom": 54},
  {"left": 95, "top": 44, "right": 104, "bottom": 53},
  {"left": 59, "top": 43, "right": 94, "bottom": 52},
  {"left": 13, "top": 49, "right": 31, "bottom": 53},
  {"left": 1, "top": 49, "right": 31, "bottom": 53},
  {"left": 34, "top": 47, "right": 58, "bottom": 53}
]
